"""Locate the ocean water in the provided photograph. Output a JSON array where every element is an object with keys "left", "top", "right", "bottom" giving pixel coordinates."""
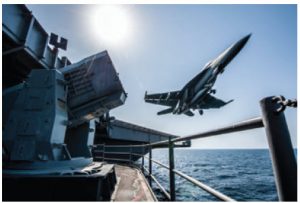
[{"left": 141, "top": 149, "right": 279, "bottom": 201}]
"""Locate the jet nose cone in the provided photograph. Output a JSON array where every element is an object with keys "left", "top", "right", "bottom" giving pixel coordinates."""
[
  {"left": 229, "top": 33, "right": 251, "bottom": 57},
  {"left": 242, "top": 33, "right": 252, "bottom": 43},
  {"left": 213, "top": 33, "right": 251, "bottom": 73},
  {"left": 237, "top": 33, "right": 252, "bottom": 48}
]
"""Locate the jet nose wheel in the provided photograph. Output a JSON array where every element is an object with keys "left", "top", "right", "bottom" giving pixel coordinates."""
[{"left": 199, "top": 109, "right": 203, "bottom": 115}]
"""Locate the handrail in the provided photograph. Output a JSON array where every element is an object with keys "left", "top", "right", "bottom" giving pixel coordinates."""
[
  {"left": 173, "top": 169, "right": 235, "bottom": 202},
  {"left": 103, "top": 151, "right": 131, "bottom": 155},
  {"left": 131, "top": 153, "right": 143, "bottom": 157},
  {"left": 144, "top": 156, "right": 169, "bottom": 170},
  {"left": 142, "top": 166, "right": 171, "bottom": 200},
  {"left": 143, "top": 166, "right": 149, "bottom": 174},
  {"left": 150, "top": 174, "right": 171, "bottom": 200},
  {"left": 174, "top": 117, "right": 263, "bottom": 142},
  {"left": 150, "top": 158, "right": 169, "bottom": 170},
  {"left": 96, "top": 144, "right": 144, "bottom": 148},
  {"left": 92, "top": 96, "right": 297, "bottom": 201},
  {"left": 146, "top": 155, "right": 234, "bottom": 201},
  {"left": 145, "top": 117, "right": 263, "bottom": 147},
  {"left": 103, "top": 157, "right": 130, "bottom": 162}
]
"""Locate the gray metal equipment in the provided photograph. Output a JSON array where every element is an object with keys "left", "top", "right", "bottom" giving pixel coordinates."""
[
  {"left": 3, "top": 50, "right": 126, "bottom": 201},
  {"left": 3, "top": 69, "right": 69, "bottom": 165},
  {"left": 3, "top": 50, "right": 126, "bottom": 171},
  {"left": 61, "top": 51, "right": 126, "bottom": 127}
]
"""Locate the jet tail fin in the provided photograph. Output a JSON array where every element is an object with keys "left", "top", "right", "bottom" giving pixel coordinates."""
[{"left": 157, "top": 107, "right": 174, "bottom": 115}]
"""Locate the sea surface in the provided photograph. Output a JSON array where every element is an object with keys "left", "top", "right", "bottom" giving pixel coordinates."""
[{"left": 139, "top": 149, "right": 281, "bottom": 201}]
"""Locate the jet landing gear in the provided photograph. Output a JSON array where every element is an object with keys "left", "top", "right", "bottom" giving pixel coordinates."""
[
  {"left": 199, "top": 109, "right": 203, "bottom": 115},
  {"left": 210, "top": 89, "right": 216, "bottom": 94}
]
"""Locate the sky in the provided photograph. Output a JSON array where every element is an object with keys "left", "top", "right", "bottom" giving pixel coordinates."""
[{"left": 26, "top": 4, "right": 297, "bottom": 149}]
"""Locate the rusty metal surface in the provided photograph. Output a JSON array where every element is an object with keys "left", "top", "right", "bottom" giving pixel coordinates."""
[{"left": 112, "top": 165, "right": 156, "bottom": 201}]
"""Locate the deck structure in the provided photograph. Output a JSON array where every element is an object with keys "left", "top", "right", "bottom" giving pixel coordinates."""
[{"left": 111, "top": 165, "right": 156, "bottom": 201}]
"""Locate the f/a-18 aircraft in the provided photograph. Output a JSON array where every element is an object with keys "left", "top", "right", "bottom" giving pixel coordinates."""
[{"left": 144, "top": 34, "right": 251, "bottom": 116}]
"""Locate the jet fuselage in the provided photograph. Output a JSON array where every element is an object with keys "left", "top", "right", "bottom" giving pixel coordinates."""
[
  {"left": 144, "top": 34, "right": 251, "bottom": 116},
  {"left": 173, "top": 64, "right": 218, "bottom": 114}
]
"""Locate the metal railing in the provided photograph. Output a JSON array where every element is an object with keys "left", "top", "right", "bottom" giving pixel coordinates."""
[{"left": 92, "top": 96, "right": 297, "bottom": 201}]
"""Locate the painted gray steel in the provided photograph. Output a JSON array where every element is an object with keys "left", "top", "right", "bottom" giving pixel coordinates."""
[
  {"left": 3, "top": 4, "right": 68, "bottom": 69},
  {"left": 107, "top": 119, "right": 177, "bottom": 143},
  {"left": 61, "top": 51, "right": 127, "bottom": 127}
]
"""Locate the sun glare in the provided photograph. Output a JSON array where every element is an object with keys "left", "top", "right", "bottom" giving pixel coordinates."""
[{"left": 90, "top": 5, "right": 131, "bottom": 45}]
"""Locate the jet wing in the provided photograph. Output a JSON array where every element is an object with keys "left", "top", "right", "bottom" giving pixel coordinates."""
[
  {"left": 144, "top": 90, "right": 180, "bottom": 107},
  {"left": 199, "top": 94, "right": 233, "bottom": 109}
]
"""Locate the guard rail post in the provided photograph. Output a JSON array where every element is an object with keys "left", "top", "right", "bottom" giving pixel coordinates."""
[
  {"left": 169, "top": 137, "right": 176, "bottom": 201},
  {"left": 142, "top": 146, "right": 145, "bottom": 173},
  {"left": 260, "top": 96, "right": 297, "bottom": 201},
  {"left": 129, "top": 145, "right": 132, "bottom": 164},
  {"left": 149, "top": 145, "right": 152, "bottom": 187}
]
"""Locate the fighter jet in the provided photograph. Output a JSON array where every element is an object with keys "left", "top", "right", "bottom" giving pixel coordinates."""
[{"left": 144, "top": 34, "right": 251, "bottom": 116}]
